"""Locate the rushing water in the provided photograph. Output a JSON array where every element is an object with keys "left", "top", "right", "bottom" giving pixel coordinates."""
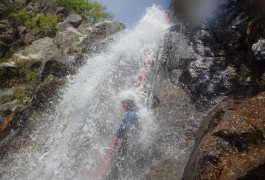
[
  {"left": 0, "top": 5, "right": 208, "bottom": 180},
  {"left": 0, "top": 6, "right": 172, "bottom": 180}
]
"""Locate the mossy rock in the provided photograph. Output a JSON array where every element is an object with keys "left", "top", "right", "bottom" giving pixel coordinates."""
[{"left": 0, "top": 63, "right": 20, "bottom": 87}]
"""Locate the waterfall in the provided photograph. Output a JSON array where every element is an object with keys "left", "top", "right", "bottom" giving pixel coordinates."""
[{"left": 0, "top": 6, "right": 171, "bottom": 180}]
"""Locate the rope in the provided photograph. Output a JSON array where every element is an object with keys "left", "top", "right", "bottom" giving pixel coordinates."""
[
  {"left": 94, "top": 138, "right": 118, "bottom": 180},
  {"left": 95, "top": 49, "right": 160, "bottom": 179}
]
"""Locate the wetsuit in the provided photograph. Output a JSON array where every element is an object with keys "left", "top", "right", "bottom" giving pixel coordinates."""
[
  {"left": 116, "top": 107, "right": 139, "bottom": 138},
  {"left": 106, "top": 107, "right": 139, "bottom": 179}
]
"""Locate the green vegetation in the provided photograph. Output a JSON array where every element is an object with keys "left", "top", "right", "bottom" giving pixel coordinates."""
[
  {"left": 13, "top": 84, "right": 33, "bottom": 101},
  {"left": 53, "top": 0, "right": 112, "bottom": 23},
  {"left": 10, "top": 10, "right": 35, "bottom": 25},
  {"left": 10, "top": 10, "right": 58, "bottom": 37},
  {"left": 0, "top": 67, "right": 41, "bottom": 101},
  {"left": 3, "top": 68, "right": 40, "bottom": 87},
  {"left": 26, "top": 14, "right": 58, "bottom": 36}
]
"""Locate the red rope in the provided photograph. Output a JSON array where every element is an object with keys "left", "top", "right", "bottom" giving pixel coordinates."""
[{"left": 94, "top": 138, "right": 118, "bottom": 180}]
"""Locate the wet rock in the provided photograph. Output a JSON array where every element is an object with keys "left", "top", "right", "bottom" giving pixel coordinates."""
[
  {"left": 144, "top": 158, "right": 181, "bottom": 180},
  {"left": 252, "top": 39, "right": 265, "bottom": 61},
  {"left": 64, "top": 14, "right": 82, "bottom": 28},
  {"left": 182, "top": 92, "right": 265, "bottom": 180},
  {"left": 165, "top": 0, "right": 257, "bottom": 108},
  {"left": 81, "top": 21, "right": 125, "bottom": 53},
  {"left": 40, "top": 57, "right": 75, "bottom": 81},
  {"left": 31, "top": 78, "right": 66, "bottom": 110},
  {"left": 162, "top": 28, "right": 249, "bottom": 108}
]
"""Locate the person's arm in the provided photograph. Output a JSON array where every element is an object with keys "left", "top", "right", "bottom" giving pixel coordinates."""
[
  {"left": 116, "top": 120, "right": 127, "bottom": 138},
  {"left": 115, "top": 111, "right": 138, "bottom": 138},
  {"left": 115, "top": 113, "right": 134, "bottom": 138}
]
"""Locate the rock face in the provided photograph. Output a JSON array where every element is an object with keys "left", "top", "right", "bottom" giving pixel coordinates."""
[
  {"left": 64, "top": 14, "right": 82, "bottom": 28},
  {"left": 145, "top": 158, "right": 181, "bottom": 180},
  {"left": 154, "top": 1, "right": 265, "bottom": 179},
  {"left": 252, "top": 39, "right": 265, "bottom": 61},
  {"left": 31, "top": 78, "right": 65, "bottom": 110},
  {"left": 182, "top": 92, "right": 265, "bottom": 180},
  {"left": 13, "top": 37, "right": 59, "bottom": 63},
  {"left": 0, "top": 0, "right": 125, "bottom": 141},
  {"left": 0, "top": 0, "right": 35, "bottom": 58},
  {"left": 0, "top": 62, "right": 18, "bottom": 87},
  {"left": 164, "top": 0, "right": 263, "bottom": 107},
  {"left": 55, "top": 26, "right": 86, "bottom": 53},
  {"left": 0, "top": 17, "right": 125, "bottom": 140},
  {"left": 40, "top": 58, "right": 75, "bottom": 81},
  {"left": 80, "top": 21, "right": 125, "bottom": 53},
  {"left": 0, "top": 19, "right": 17, "bottom": 57},
  {"left": 57, "top": 14, "right": 82, "bottom": 32}
]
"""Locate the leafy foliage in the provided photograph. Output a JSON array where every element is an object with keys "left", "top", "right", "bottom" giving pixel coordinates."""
[
  {"left": 10, "top": 10, "right": 35, "bottom": 25},
  {"left": 53, "top": 0, "right": 112, "bottom": 23},
  {"left": 10, "top": 10, "right": 57, "bottom": 37},
  {"left": 13, "top": 84, "right": 33, "bottom": 101},
  {"left": 1, "top": 67, "right": 41, "bottom": 100},
  {"left": 26, "top": 14, "right": 58, "bottom": 36}
]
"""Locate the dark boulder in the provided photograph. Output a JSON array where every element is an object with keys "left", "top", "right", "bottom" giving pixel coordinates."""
[
  {"left": 32, "top": 78, "right": 66, "bottom": 110},
  {"left": 182, "top": 92, "right": 265, "bottom": 180},
  {"left": 40, "top": 58, "right": 75, "bottom": 81}
]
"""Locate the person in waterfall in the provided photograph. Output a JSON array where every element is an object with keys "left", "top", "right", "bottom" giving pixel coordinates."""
[{"left": 106, "top": 92, "right": 140, "bottom": 179}]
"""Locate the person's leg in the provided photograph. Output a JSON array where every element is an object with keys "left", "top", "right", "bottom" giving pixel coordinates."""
[{"left": 104, "top": 138, "right": 128, "bottom": 179}]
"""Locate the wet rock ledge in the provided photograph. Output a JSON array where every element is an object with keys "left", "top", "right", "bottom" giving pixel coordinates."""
[{"left": 182, "top": 92, "right": 265, "bottom": 180}]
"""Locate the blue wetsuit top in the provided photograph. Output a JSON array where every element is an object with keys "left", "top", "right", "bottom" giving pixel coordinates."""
[{"left": 116, "top": 107, "right": 138, "bottom": 138}]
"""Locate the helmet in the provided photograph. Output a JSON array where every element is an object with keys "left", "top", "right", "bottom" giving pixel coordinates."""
[{"left": 119, "top": 90, "right": 136, "bottom": 102}]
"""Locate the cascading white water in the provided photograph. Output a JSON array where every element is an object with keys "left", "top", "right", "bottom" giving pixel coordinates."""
[{"left": 0, "top": 6, "right": 171, "bottom": 180}]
